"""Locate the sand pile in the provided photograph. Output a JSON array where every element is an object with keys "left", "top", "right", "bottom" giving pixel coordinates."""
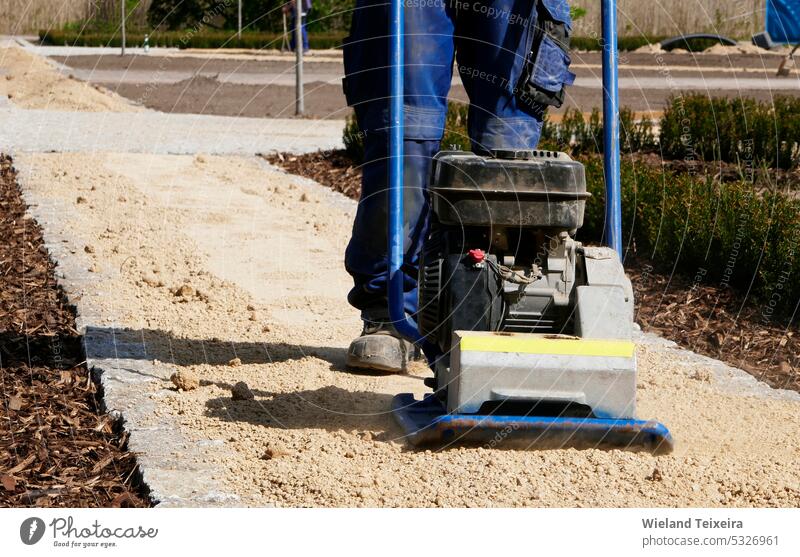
[
  {"left": 703, "top": 42, "right": 783, "bottom": 56},
  {"left": 0, "top": 45, "right": 141, "bottom": 112},
  {"left": 634, "top": 43, "right": 665, "bottom": 54}
]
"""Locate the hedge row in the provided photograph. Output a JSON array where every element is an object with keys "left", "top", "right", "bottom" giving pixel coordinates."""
[
  {"left": 579, "top": 155, "right": 800, "bottom": 310},
  {"left": 433, "top": 96, "right": 800, "bottom": 169},
  {"left": 41, "top": 29, "right": 679, "bottom": 53},
  {"left": 39, "top": 29, "right": 346, "bottom": 50},
  {"left": 540, "top": 107, "right": 658, "bottom": 155},
  {"left": 660, "top": 94, "right": 800, "bottom": 170}
]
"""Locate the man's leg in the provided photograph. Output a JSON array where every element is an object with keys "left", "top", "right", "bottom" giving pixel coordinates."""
[
  {"left": 301, "top": 16, "right": 309, "bottom": 51},
  {"left": 342, "top": 1, "right": 456, "bottom": 371},
  {"left": 289, "top": 15, "right": 298, "bottom": 51},
  {"left": 456, "top": 0, "right": 575, "bottom": 151},
  {"left": 289, "top": 9, "right": 309, "bottom": 51}
]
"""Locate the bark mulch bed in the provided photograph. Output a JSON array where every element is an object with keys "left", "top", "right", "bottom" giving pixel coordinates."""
[
  {"left": 629, "top": 258, "right": 797, "bottom": 392},
  {"left": 264, "top": 150, "right": 799, "bottom": 393},
  {"left": 266, "top": 150, "right": 362, "bottom": 200},
  {"left": 0, "top": 154, "right": 147, "bottom": 508}
]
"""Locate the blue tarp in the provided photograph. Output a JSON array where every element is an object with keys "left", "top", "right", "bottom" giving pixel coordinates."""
[{"left": 767, "top": 0, "right": 800, "bottom": 43}]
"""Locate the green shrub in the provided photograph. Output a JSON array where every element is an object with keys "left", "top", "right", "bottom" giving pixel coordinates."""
[
  {"left": 540, "top": 107, "right": 657, "bottom": 155},
  {"left": 342, "top": 113, "right": 364, "bottom": 163},
  {"left": 578, "top": 155, "right": 800, "bottom": 309},
  {"left": 569, "top": 7, "right": 587, "bottom": 21},
  {"left": 146, "top": 0, "right": 351, "bottom": 33},
  {"left": 660, "top": 94, "right": 800, "bottom": 169},
  {"left": 39, "top": 29, "right": 347, "bottom": 50},
  {"left": 440, "top": 102, "right": 470, "bottom": 151},
  {"left": 42, "top": 29, "right": 668, "bottom": 52},
  {"left": 147, "top": 0, "right": 235, "bottom": 31},
  {"left": 305, "top": 0, "right": 353, "bottom": 33}
]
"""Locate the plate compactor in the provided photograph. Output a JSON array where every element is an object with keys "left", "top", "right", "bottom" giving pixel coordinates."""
[{"left": 384, "top": 1, "right": 673, "bottom": 453}]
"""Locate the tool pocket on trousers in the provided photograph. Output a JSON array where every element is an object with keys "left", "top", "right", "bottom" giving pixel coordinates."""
[{"left": 517, "top": 0, "right": 575, "bottom": 111}]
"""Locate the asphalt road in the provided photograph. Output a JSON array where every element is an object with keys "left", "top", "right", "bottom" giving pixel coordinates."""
[{"left": 47, "top": 47, "right": 800, "bottom": 117}]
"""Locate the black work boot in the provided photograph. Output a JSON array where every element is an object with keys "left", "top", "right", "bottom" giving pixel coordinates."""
[{"left": 346, "top": 311, "right": 420, "bottom": 373}]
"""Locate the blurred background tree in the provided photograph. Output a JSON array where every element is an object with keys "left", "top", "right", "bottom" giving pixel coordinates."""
[{"left": 147, "top": 0, "right": 353, "bottom": 32}]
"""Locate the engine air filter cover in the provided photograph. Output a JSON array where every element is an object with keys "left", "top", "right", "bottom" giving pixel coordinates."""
[{"left": 429, "top": 150, "right": 588, "bottom": 229}]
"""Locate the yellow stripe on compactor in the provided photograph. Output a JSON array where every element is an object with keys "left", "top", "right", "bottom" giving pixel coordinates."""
[{"left": 459, "top": 333, "right": 635, "bottom": 358}]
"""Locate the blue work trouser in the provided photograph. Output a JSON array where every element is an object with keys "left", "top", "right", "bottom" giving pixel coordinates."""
[
  {"left": 343, "top": 0, "right": 575, "bottom": 317},
  {"left": 289, "top": 15, "right": 309, "bottom": 51}
]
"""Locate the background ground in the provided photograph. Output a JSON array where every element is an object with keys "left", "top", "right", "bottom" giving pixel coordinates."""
[{"left": 49, "top": 49, "right": 799, "bottom": 118}]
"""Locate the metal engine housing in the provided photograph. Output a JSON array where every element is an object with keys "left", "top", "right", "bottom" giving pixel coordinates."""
[{"left": 418, "top": 150, "right": 636, "bottom": 417}]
